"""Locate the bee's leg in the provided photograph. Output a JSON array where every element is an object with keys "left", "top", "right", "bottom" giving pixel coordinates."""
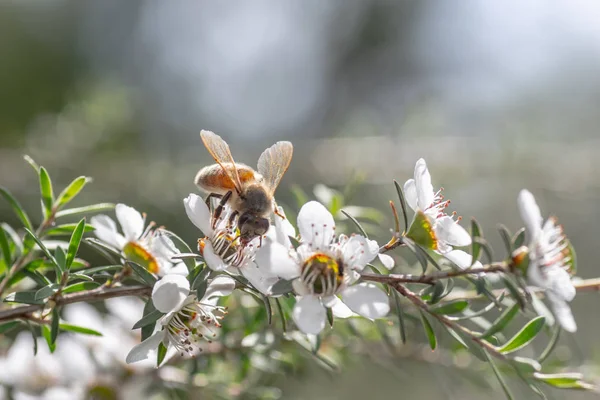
[
  {"left": 212, "top": 190, "right": 232, "bottom": 228},
  {"left": 227, "top": 210, "right": 239, "bottom": 229},
  {"left": 205, "top": 193, "right": 223, "bottom": 210}
]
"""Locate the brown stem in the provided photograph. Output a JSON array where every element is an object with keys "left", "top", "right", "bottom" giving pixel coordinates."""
[
  {"left": 0, "top": 285, "right": 151, "bottom": 323},
  {"left": 392, "top": 282, "right": 508, "bottom": 361},
  {"left": 361, "top": 262, "right": 508, "bottom": 285}
]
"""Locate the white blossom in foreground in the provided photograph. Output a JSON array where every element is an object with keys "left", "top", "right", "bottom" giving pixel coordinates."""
[
  {"left": 518, "top": 189, "right": 577, "bottom": 332},
  {"left": 91, "top": 204, "right": 187, "bottom": 276},
  {"left": 404, "top": 158, "right": 471, "bottom": 253},
  {"left": 184, "top": 194, "right": 277, "bottom": 294},
  {"left": 256, "top": 201, "right": 390, "bottom": 334},
  {"left": 126, "top": 274, "right": 235, "bottom": 366}
]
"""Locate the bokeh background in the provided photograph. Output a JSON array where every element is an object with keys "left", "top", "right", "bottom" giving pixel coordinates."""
[{"left": 1, "top": 1, "right": 600, "bottom": 399}]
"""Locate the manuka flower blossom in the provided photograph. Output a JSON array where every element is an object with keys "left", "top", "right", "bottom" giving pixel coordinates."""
[
  {"left": 184, "top": 193, "right": 278, "bottom": 295},
  {"left": 126, "top": 274, "right": 235, "bottom": 366},
  {"left": 256, "top": 201, "right": 390, "bottom": 334},
  {"left": 518, "top": 189, "right": 577, "bottom": 332},
  {"left": 91, "top": 204, "right": 187, "bottom": 276},
  {"left": 404, "top": 158, "right": 471, "bottom": 253}
]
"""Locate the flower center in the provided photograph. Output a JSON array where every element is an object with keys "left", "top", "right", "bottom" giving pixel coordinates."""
[
  {"left": 165, "top": 300, "right": 227, "bottom": 356},
  {"left": 300, "top": 253, "right": 344, "bottom": 296},
  {"left": 199, "top": 228, "right": 254, "bottom": 268},
  {"left": 123, "top": 241, "right": 159, "bottom": 274}
]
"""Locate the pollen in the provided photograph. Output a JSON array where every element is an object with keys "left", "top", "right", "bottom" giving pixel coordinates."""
[{"left": 301, "top": 253, "right": 344, "bottom": 296}]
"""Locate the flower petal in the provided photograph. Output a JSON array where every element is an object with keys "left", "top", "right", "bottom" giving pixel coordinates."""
[
  {"left": 546, "top": 291, "right": 577, "bottom": 332},
  {"left": 547, "top": 267, "right": 576, "bottom": 302},
  {"left": 518, "top": 189, "right": 543, "bottom": 240},
  {"left": 403, "top": 178, "right": 418, "bottom": 211},
  {"left": 240, "top": 262, "right": 279, "bottom": 296},
  {"left": 115, "top": 204, "right": 145, "bottom": 242},
  {"left": 151, "top": 275, "right": 190, "bottom": 313},
  {"left": 444, "top": 249, "right": 481, "bottom": 270},
  {"left": 297, "top": 201, "right": 335, "bottom": 250},
  {"left": 203, "top": 241, "right": 229, "bottom": 271},
  {"left": 342, "top": 235, "right": 378, "bottom": 271},
  {"left": 329, "top": 296, "right": 356, "bottom": 318},
  {"left": 255, "top": 241, "right": 301, "bottom": 280},
  {"left": 203, "top": 275, "right": 236, "bottom": 301},
  {"left": 90, "top": 215, "right": 126, "bottom": 250},
  {"left": 126, "top": 331, "right": 165, "bottom": 364},
  {"left": 414, "top": 158, "right": 434, "bottom": 210},
  {"left": 378, "top": 254, "right": 395, "bottom": 270},
  {"left": 435, "top": 216, "right": 472, "bottom": 247},
  {"left": 341, "top": 283, "right": 390, "bottom": 320},
  {"left": 183, "top": 194, "right": 213, "bottom": 236},
  {"left": 292, "top": 296, "right": 327, "bottom": 335}
]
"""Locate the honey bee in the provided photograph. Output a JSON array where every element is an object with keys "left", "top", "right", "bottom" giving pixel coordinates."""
[{"left": 195, "top": 130, "right": 293, "bottom": 244}]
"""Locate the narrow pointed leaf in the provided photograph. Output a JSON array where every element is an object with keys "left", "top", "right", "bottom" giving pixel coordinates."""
[
  {"left": 483, "top": 349, "right": 515, "bottom": 400},
  {"left": 62, "top": 281, "right": 100, "bottom": 294},
  {"left": 35, "top": 284, "right": 59, "bottom": 300},
  {"left": 393, "top": 292, "right": 407, "bottom": 344},
  {"left": 55, "top": 203, "right": 115, "bottom": 218},
  {"left": 126, "top": 261, "right": 157, "bottom": 286},
  {"left": 479, "top": 302, "right": 520, "bottom": 339},
  {"left": 55, "top": 176, "right": 91, "bottom": 208},
  {"left": 471, "top": 218, "right": 482, "bottom": 266},
  {"left": 4, "top": 290, "right": 45, "bottom": 305},
  {"left": 512, "top": 228, "right": 526, "bottom": 249},
  {"left": 0, "top": 321, "right": 20, "bottom": 334},
  {"left": 498, "top": 316, "right": 545, "bottom": 354},
  {"left": 419, "top": 311, "right": 436, "bottom": 350},
  {"left": 0, "top": 187, "right": 33, "bottom": 230},
  {"left": 430, "top": 299, "right": 469, "bottom": 315},
  {"left": 533, "top": 373, "right": 595, "bottom": 390},
  {"left": 42, "top": 325, "right": 56, "bottom": 353},
  {"left": 340, "top": 209, "right": 368, "bottom": 237},
  {"left": 537, "top": 325, "right": 561, "bottom": 364},
  {"left": 141, "top": 300, "right": 157, "bottom": 341},
  {"left": 498, "top": 224, "right": 513, "bottom": 255},
  {"left": 133, "top": 309, "right": 165, "bottom": 329},
  {"left": 39, "top": 167, "right": 54, "bottom": 217},
  {"left": 275, "top": 298, "right": 287, "bottom": 332},
  {"left": 59, "top": 323, "right": 103, "bottom": 336},
  {"left": 65, "top": 219, "right": 85, "bottom": 270},
  {"left": 157, "top": 342, "right": 167, "bottom": 366},
  {"left": 24, "top": 228, "right": 61, "bottom": 274},
  {"left": 393, "top": 180, "right": 409, "bottom": 232},
  {"left": 45, "top": 223, "right": 95, "bottom": 237},
  {"left": 0, "top": 225, "right": 11, "bottom": 267},
  {"left": 50, "top": 307, "right": 60, "bottom": 344}
]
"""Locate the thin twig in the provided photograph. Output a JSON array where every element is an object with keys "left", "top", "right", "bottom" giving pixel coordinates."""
[
  {"left": 0, "top": 285, "right": 151, "bottom": 322},
  {"left": 361, "top": 262, "right": 508, "bottom": 285}
]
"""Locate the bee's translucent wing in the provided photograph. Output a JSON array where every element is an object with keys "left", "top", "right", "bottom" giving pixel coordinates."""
[
  {"left": 257, "top": 141, "right": 293, "bottom": 196},
  {"left": 200, "top": 130, "right": 243, "bottom": 193}
]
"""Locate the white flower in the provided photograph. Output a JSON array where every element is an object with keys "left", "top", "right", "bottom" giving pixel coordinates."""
[
  {"left": 404, "top": 158, "right": 471, "bottom": 253},
  {"left": 126, "top": 274, "right": 235, "bottom": 366},
  {"left": 518, "top": 189, "right": 577, "bottom": 332},
  {"left": 256, "top": 201, "right": 389, "bottom": 334},
  {"left": 91, "top": 204, "right": 187, "bottom": 276}
]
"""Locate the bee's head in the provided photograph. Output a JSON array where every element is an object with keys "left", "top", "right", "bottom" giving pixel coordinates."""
[{"left": 238, "top": 212, "right": 270, "bottom": 244}]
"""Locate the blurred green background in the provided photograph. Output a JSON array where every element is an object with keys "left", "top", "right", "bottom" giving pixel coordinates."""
[{"left": 1, "top": 1, "right": 600, "bottom": 398}]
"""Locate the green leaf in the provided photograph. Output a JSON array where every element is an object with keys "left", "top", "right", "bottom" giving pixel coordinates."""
[
  {"left": 430, "top": 300, "right": 469, "bottom": 315},
  {"left": 45, "top": 223, "right": 95, "bottom": 237},
  {"left": 392, "top": 292, "right": 407, "bottom": 344},
  {"left": 127, "top": 261, "right": 157, "bottom": 286},
  {"left": 419, "top": 311, "right": 436, "bottom": 350},
  {"left": 326, "top": 306, "right": 334, "bottom": 327},
  {"left": 79, "top": 265, "right": 122, "bottom": 275},
  {"left": 62, "top": 281, "right": 100, "bottom": 294},
  {"left": 0, "top": 225, "right": 12, "bottom": 268},
  {"left": 35, "top": 284, "right": 59, "bottom": 300},
  {"left": 59, "top": 323, "right": 103, "bottom": 336},
  {"left": 157, "top": 342, "right": 167, "bottom": 366},
  {"left": 479, "top": 302, "right": 520, "bottom": 339},
  {"left": 4, "top": 290, "right": 45, "bottom": 305},
  {"left": 133, "top": 309, "right": 165, "bottom": 330},
  {"left": 68, "top": 273, "right": 94, "bottom": 282},
  {"left": 270, "top": 279, "right": 294, "bottom": 296},
  {"left": 498, "top": 224, "right": 513, "bottom": 256},
  {"left": 83, "top": 238, "right": 121, "bottom": 263},
  {"left": 2, "top": 223, "right": 23, "bottom": 256},
  {"left": 54, "top": 246, "right": 66, "bottom": 272},
  {"left": 50, "top": 307, "right": 60, "bottom": 344},
  {"left": 533, "top": 373, "right": 595, "bottom": 390},
  {"left": 55, "top": 203, "right": 115, "bottom": 219},
  {"left": 55, "top": 176, "right": 91, "bottom": 208},
  {"left": 471, "top": 218, "right": 482, "bottom": 266},
  {"left": 42, "top": 325, "right": 56, "bottom": 353},
  {"left": 537, "top": 325, "right": 561, "bottom": 364},
  {"left": 24, "top": 228, "right": 61, "bottom": 274},
  {"left": 483, "top": 349, "right": 515, "bottom": 400},
  {"left": 275, "top": 298, "right": 287, "bottom": 332},
  {"left": 0, "top": 321, "right": 20, "bottom": 334},
  {"left": 23, "top": 155, "right": 40, "bottom": 171},
  {"left": 26, "top": 322, "right": 38, "bottom": 355},
  {"left": 512, "top": 357, "right": 542, "bottom": 374},
  {"left": 445, "top": 326, "right": 487, "bottom": 361},
  {"left": 512, "top": 228, "right": 526, "bottom": 249},
  {"left": 393, "top": 180, "right": 409, "bottom": 232},
  {"left": 192, "top": 266, "right": 211, "bottom": 298},
  {"left": 402, "top": 237, "right": 428, "bottom": 273},
  {"left": 498, "top": 316, "right": 545, "bottom": 354},
  {"left": 65, "top": 219, "right": 85, "bottom": 270},
  {"left": 39, "top": 167, "right": 54, "bottom": 217},
  {"left": 502, "top": 276, "right": 526, "bottom": 309},
  {"left": 340, "top": 209, "right": 368, "bottom": 237},
  {"left": 262, "top": 295, "right": 273, "bottom": 325},
  {"left": 141, "top": 300, "right": 157, "bottom": 341},
  {"left": 0, "top": 187, "right": 33, "bottom": 230},
  {"left": 474, "top": 237, "right": 494, "bottom": 264}
]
